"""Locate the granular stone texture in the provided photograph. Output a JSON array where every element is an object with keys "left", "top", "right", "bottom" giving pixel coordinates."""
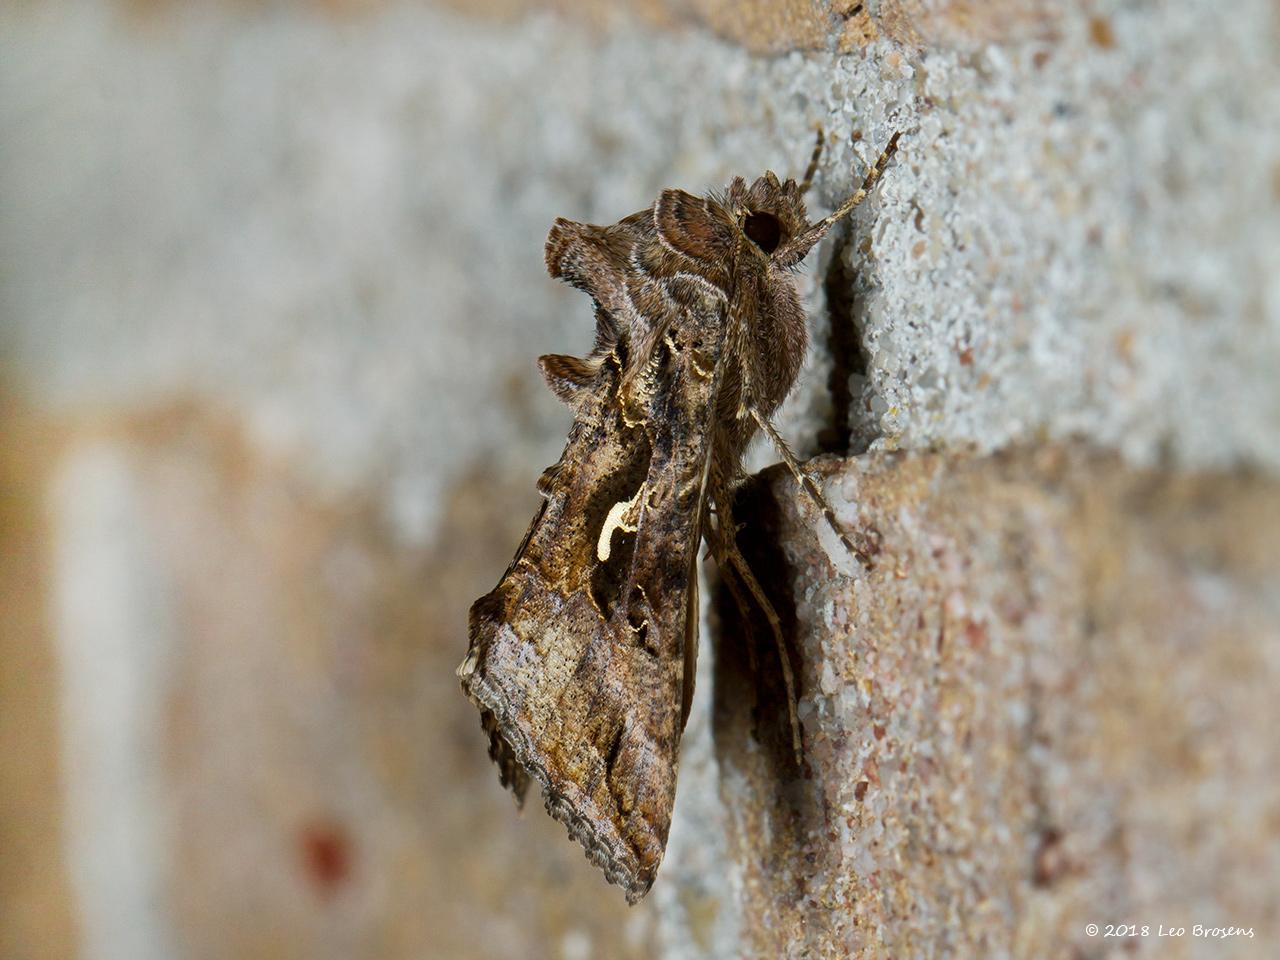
[
  {"left": 3, "top": 0, "right": 1277, "bottom": 541},
  {"left": 712, "top": 448, "right": 1279, "bottom": 958}
]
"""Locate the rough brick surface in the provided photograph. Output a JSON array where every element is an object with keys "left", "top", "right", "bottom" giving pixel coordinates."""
[{"left": 707, "top": 449, "right": 1279, "bottom": 957}]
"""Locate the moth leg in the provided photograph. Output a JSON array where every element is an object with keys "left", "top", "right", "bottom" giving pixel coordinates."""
[
  {"left": 750, "top": 408, "right": 873, "bottom": 569},
  {"left": 809, "top": 131, "right": 900, "bottom": 240},
  {"left": 775, "top": 131, "right": 901, "bottom": 269},
  {"left": 798, "top": 125, "right": 824, "bottom": 195},
  {"left": 708, "top": 478, "right": 804, "bottom": 763}
]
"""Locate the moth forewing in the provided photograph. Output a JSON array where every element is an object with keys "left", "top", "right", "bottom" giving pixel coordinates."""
[{"left": 461, "top": 236, "right": 728, "bottom": 901}]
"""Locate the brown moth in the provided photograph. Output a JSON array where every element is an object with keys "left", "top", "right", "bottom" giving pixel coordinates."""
[{"left": 458, "top": 130, "right": 900, "bottom": 903}]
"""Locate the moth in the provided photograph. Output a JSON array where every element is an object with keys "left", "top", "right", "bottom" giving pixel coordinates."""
[{"left": 458, "top": 130, "right": 899, "bottom": 902}]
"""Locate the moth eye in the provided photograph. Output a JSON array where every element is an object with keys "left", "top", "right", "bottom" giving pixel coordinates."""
[{"left": 743, "top": 211, "right": 782, "bottom": 254}]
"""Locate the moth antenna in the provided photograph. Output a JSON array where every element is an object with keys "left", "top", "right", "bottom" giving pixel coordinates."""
[
  {"left": 797, "top": 125, "right": 825, "bottom": 196},
  {"left": 750, "top": 408, "right": 873, "bottom": 569},
  {"left": 728, "top": 549, "right": 803, "bottom": 763},
  {"left": 708, "top": 479, "right": 804, "bottom": 764},
  {"left": 719, "top": 564, "right": 761, "bottom": 677},
  {"left": 775, "top": 130, "right": 900, "bottom": 268}
]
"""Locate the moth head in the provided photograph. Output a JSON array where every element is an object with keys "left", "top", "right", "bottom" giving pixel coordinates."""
[{"left": 726, "top": 171, "right": 808, "bottom": 259}]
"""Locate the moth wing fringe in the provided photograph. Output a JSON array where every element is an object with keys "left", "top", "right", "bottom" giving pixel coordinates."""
[{"left": 459, "top": 668, "right": 655, "bottom": 904}]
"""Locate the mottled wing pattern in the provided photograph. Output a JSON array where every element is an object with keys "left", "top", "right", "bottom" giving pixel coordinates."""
[{"left": 459, "top": 196, "right": 733, "bottom": 902}]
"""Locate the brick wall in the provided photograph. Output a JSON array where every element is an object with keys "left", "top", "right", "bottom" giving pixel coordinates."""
[{"left": 1, "top": 2, "right": 1277, "bottom": 957}]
